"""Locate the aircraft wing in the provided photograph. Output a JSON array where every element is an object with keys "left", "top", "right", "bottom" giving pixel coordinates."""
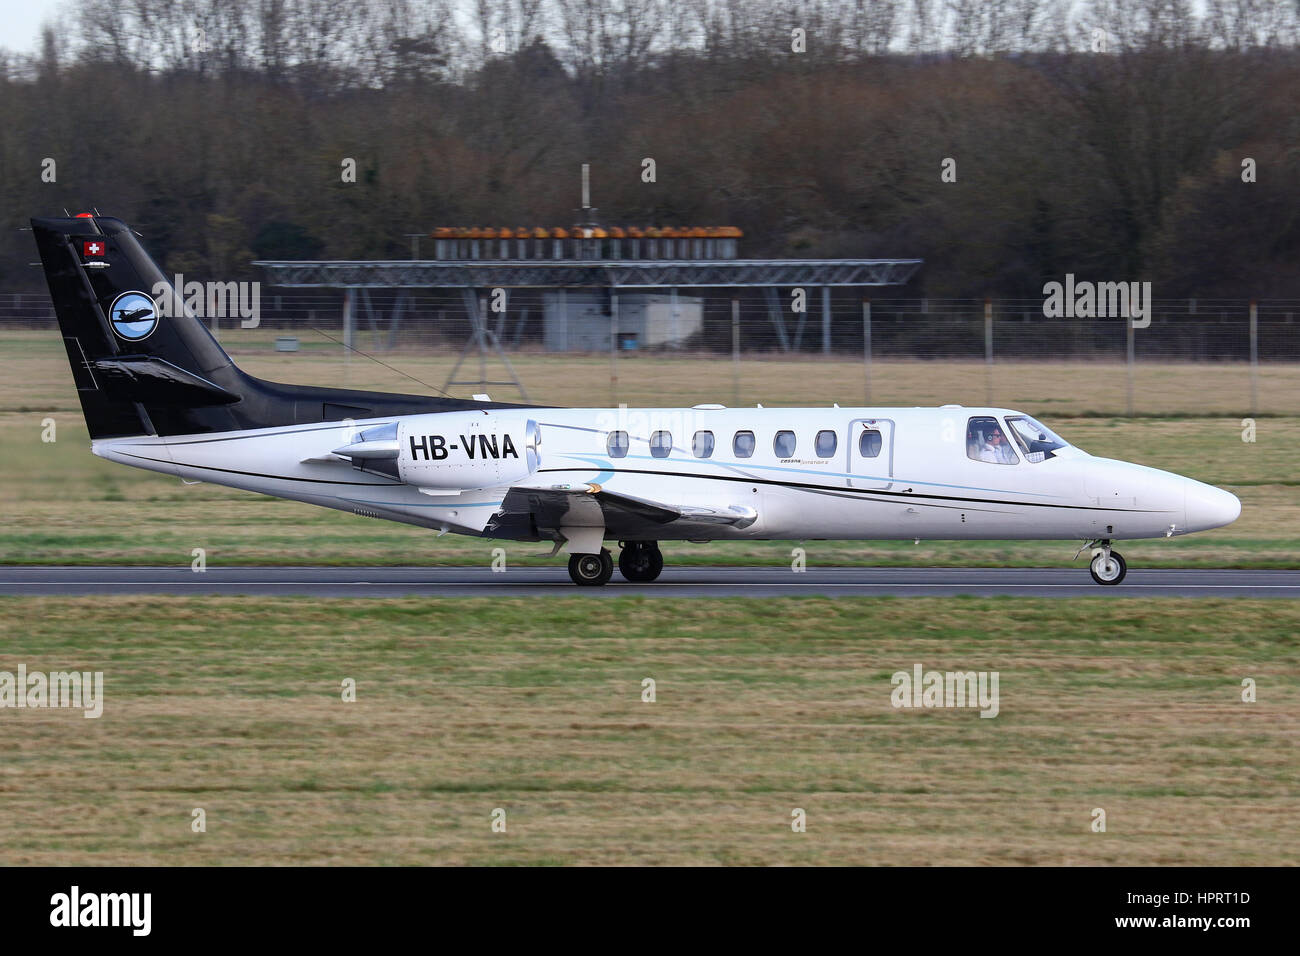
[{"left": 494, "top": 482, "right": 757, "bottom": 539}]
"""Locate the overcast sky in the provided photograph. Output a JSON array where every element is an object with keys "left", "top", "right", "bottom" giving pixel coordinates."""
[
  {"left": 0, "top": 0, "right": 1236, "bottom": 61},
  {"left": 0, "top": 0, "right": 63, "bottom": 55}
]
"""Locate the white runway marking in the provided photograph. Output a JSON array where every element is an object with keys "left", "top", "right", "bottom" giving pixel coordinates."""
[{"left": 2, "top": 567, "right": 1297, "bottom": 597}]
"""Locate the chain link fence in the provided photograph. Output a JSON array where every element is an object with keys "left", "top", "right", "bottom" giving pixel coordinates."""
[{"left": 3, "top": 290, "right": 1295, "bottom": 415}]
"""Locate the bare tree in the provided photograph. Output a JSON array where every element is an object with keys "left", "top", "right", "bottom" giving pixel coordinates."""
[
  {"left": 552, "top": 0, "right": 667, "bottom": 74},
  {"left": 848, "top": 0, "right": 902, "bottom": 55}
]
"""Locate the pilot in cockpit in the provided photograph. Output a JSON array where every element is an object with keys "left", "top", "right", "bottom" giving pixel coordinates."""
[{"left": 976, "top": 423, "right": 1017, "bottom": 464}]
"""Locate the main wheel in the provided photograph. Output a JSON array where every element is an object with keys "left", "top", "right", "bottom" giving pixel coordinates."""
[
  {"left": 618, "top": 542, "right": 664, "bottom": 583},
  {"left": 569, "top": 549, "right": 613, "bottom": 586},
  {"left": 1089, "top": 550, "right": 1127, "bottom": 585}
]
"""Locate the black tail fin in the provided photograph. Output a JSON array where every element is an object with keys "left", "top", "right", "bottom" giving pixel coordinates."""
[{"left": 32, "top": 214, "right": 504, "bottom": 440}]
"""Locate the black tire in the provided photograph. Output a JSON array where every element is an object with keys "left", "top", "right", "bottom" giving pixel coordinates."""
[
  {"left": 569, "top": 549, "right": 613, "bottom": 586},
  {"left": 618, "top": 542, "right": 664, "bottom": 583},
  {"left": 1089, "top": 550, "right": 1127, "bottom": 585}
]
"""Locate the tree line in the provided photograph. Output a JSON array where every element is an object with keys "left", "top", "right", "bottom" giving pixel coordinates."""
[{"left": 1, "top": 0, "right": 1297, "bottom": 298}]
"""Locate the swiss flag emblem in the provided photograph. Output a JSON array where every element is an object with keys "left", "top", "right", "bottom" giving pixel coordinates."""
[{"left": 83, "top": 240, "right": 105, "bottom": 257}]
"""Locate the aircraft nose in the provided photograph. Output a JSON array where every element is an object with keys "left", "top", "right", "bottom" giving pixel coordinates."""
[{"left": 1184, "top": 479, "right": 1241, "bottom": 532}]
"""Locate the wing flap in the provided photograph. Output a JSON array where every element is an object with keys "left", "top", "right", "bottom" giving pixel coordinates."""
[{"left": 499, "top": 483, "right": 757, "bottom": 536}]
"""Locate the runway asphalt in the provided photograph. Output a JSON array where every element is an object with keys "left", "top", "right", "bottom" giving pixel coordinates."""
[{"left": 0, "top": 566, "right": 1297, "bottom": 597}]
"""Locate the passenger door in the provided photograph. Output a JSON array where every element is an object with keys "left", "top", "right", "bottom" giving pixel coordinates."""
[{"left": 845, "top": 418, "right": 894, "bottom": 490}]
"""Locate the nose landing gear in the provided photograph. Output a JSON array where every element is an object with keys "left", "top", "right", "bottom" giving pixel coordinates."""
[{"left": 1084, "top": 539, "right": 1128, "bottom": 585}]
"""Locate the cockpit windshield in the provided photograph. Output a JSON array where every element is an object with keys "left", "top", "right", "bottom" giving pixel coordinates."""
[{"left": 1004, "top": 415, "right": 1069, "bottom": 461}]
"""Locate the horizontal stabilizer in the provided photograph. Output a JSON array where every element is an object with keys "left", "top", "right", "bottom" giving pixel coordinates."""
[{"left": 92, "top": 355, "right": 241, "bottom": 405}]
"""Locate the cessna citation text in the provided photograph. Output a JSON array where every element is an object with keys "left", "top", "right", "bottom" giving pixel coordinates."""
[{"left": 32, "top": 215, "right": 1241, "bottom": 586}]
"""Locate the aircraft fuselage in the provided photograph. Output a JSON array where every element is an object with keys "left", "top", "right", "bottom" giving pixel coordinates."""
[{"left": 92, "top": 404, "right": 1240, "bottom": 546}]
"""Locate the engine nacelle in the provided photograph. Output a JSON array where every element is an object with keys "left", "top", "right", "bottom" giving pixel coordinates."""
[{"left": 392, "top": 412, "right": 540, "bottom": 491}]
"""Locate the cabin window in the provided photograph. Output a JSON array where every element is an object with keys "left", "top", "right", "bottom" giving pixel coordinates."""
[
  {"left": 607, "top": 430, "right": 629, "bottom": 458},
  {"left": 858, "top": 429, "right": 882, "bottom": 458},
  {"left": 773, "top": 430, "right": 796, "bottom": 457},
  {"left": 650, "top": 430, "right": 672, "bottom": 458},
  {"left": 692, "top": 430, "right": 715, "bottom": 458},
  {"left": 733, "top": 430, "right": 756, "bottom": 458},
  {"left": 966, "top": 416, "right": 1019, "bottom": 464},
  {"left": 815, "top": 430, "right": 838, "bottom": 457}
]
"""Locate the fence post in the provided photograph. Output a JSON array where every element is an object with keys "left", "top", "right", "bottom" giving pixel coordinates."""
[
  {"left": 1126, "top": 312, "right": 1135, "bottom": 417},
  {"left": 342, "top": 287, "right": 354, "bottom": 366},
  {"left": 732, "top": 298, "right": 741, "bottom": 407},
  {"left": 1249, "top": 299, "right": 1259, "bottom": 416},
  {"left": 821, "top": 286, "right": 831, "bottom": 355},
  {"left": 478, "top": 295, "right": 488, "bottom": 389},
  {"left": 983, "top": 297, "right": 993, "bottom": 406},
  {"left": 558, "top": 288, "right": 567, "bottom": 351},
  {"left": 610, "top": 293, "right": 619, "bottom": 405},
  {"left": 862, "top": 298, "right": 872, "bottom": 405},
  {"left": 671, "top": 286, "right": 679, "bottom": 347}
]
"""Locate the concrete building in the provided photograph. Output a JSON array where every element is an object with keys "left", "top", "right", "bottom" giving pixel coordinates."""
[{"left": 542, "top": 292, "right": 703, "bottom": 352}]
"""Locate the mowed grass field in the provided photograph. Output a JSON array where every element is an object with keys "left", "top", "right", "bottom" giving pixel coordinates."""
[
  {"left": 0, "top": 330, "right": 1295, "bottom": 568},
  {"left": 0, "top": 596, "right": 1295, "bottom": 866},
  {"left": 2, "top": 328, "right": 1296, "bottom": 867}
]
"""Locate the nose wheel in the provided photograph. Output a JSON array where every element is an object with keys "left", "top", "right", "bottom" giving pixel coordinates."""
[
  {"left": 568, "top": 549, "right": 613, "bottom": 586},
  {"left": 618, "top": 541, "right": 664, "bottom": 583},
  {"left": 1089, "top": 548, "right": 1127, "bottom": 585}
]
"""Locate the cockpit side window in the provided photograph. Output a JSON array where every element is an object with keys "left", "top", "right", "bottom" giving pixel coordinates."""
[
  {"left": 966, "top": 416, "right": 1019, "bottom": 464},
  {"left": 1004, "top": 415, "right": 1068, "bottom": 462}
]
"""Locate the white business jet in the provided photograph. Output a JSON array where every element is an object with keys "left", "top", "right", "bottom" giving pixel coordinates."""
[{"left": 33, "top": 215, "right": 1241, "bottom": 586}]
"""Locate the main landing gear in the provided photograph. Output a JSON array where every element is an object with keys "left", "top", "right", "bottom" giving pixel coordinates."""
[
  {"left": 617, "top": 541, "right": 664, "bottom": 583},
  {"left": 1085, "top": 539, "right": 1128, "bottom": 586},
  {"left": 565, "top": 542, "right": 664, "bottom": 586},
  {"left": 568, "top": 549, "right": 613, "bottom": 586}
]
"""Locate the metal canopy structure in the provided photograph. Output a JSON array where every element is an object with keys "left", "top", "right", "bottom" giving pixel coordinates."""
[
  {"left": 252, "top": 258, "right": 923, "bottom": 289},
  {"left": 252, "top": 255, "right": 924, "bottom": 398}
]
